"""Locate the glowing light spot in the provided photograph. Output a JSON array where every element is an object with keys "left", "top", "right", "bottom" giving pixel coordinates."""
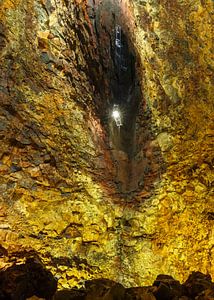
[
  {"left": 112, "top": 109, "right": 120, "bottom": 119},
  {"left": 112, "top": 105, "right": 122, "bottom": 127}
]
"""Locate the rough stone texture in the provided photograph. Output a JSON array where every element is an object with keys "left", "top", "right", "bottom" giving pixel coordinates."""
[
  {"left": 1, "top": 264, "right": 214, "bottom": 300},
  {"left": 122, "top": 0, "right": 214, "bottom": 285},
  {"left": 0, "top": 257, "right": 57, "bottom": 299},
  {"left": 0, "top": 0, "right": 213, "bottom": 290},
  {"left": 0, "top": 0, "right": 120, "bottom": 288}
]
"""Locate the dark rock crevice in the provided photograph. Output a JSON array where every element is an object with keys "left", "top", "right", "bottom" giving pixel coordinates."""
[
  {"left": 0, "top": 0, "right": 212, "bottom": 289},
  {"left": 86, "top": 0, "right": 164, "bottom": 195}
]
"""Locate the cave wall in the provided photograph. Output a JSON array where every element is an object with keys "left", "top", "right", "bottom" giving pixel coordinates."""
[
  {"left": 0, "top": 0, "right": 121, "bottom": 288},
  {"left": 127, "top": 0, "right": 214, "bottom": 285},
  {"left": 0, "top": 0, "right": 213, "bottom": 289}
]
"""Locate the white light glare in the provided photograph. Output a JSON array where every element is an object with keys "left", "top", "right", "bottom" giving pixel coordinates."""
[
  {"left": 112, "top": 105, "right": 122, "bottom": 127},
  {"left": 112, "top": 109, "right": 120, "bottom": 119}
]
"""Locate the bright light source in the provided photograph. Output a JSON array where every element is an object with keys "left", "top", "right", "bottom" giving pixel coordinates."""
[
  {"left": 112, "top": 105, "right": 122, "bottom": 127},
  {"left": 112, "top": 109, "right": 120, "bottom": 119}
]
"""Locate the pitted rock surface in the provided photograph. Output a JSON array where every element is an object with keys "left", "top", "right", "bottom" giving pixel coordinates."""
[{"left": 0, "top": 0, "right": 213, "bottom": 289}]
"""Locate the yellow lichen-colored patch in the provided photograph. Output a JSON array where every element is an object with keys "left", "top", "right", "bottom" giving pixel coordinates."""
[
  {"left": 0, "top": 0, "right": 213, "bottom": 289},
  {"left": 0, "top": 0, "right": 21, "bottom": 16}
]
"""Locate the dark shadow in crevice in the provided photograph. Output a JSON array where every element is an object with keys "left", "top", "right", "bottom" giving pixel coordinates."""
[
  {"left": 86, "top": 0, "right": 165, "bottom": 196},
  {"left": 110, "top": 25, "right": 136, "bottom": 107},
  {"left": 109, "top": 25, "right": 140, "bottom": 159}
]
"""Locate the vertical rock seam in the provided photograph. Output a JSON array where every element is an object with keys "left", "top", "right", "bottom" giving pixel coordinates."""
[{"left": 0, "top": 0, "right": 213, "bottom": 290}]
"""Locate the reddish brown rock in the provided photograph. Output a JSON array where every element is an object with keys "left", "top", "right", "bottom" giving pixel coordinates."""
[{"left": 0, "top": 0, "right": 213, "bottom": 289}]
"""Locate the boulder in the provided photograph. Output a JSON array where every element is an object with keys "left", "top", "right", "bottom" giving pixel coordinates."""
[
  {"left": 0, "top": 258, "right": 57, "bottom": 300},
  {"left": 183, "top": 272, "right": 214, "bottom": 298}
]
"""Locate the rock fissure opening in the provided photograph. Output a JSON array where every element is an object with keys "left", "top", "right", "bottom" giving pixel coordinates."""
[
  {"left": 88, "top": 0, "right": 164, "bottom": 195},
  {"left": 0, "top": 0, "right": 213, "bottom": 291}
]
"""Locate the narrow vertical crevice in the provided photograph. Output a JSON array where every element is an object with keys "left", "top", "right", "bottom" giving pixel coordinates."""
[
  {"left": 108, "top": 24, "right": 142, "bottom": 193},
  {"left": 109, "top": 25, "right": 140, "bottom": 157},
  {"left": 86, "top": 0, "right": 164, "bottom": 195}
]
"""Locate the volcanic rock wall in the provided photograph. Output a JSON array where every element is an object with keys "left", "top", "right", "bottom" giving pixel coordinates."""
[
  {"left": 0, "top": 0, "right": 213, "bottom": 290},
  {"left": 0, "top": 0, "right": 119, "bottom": 288},
  {"left": 127, "top": 0, "right": 214, "bottom": 285}
]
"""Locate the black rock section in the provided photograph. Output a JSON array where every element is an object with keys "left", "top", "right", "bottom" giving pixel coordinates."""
[
  {"left": 183, "top": 272, "right": 214, "bottom": 299},
  {"left": 53, "top": 289, "right": 86, "bottom": 300},
  {"left": 85, "top": 278, "right": 125, "bottom": 299},
  {"left": 0, "top": 267, "right": 214, "bottom": 300},
  {"left": 152, "top": 274, "right": 187, "bottom": 300},
  {"left": 53, "top": 273, "right": 214, "bottom": 300},
  {"left": 0, "top": 258, "right": 57, "bottom": 300},
  {"left": 125, "top": 286, "right": 157, "bottom": 300},
  {"left": 53, "top": 279, "right": 125, "bottom": 300}
]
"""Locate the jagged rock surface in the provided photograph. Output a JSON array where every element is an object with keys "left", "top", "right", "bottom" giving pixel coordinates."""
[
  {"left": 0, "top": 257, "right": 57, "bottom": 299},
  {"left": 1, "top": 263, "right": 214, "bottom": 300},
  {"left": 0, "top": 0, "right": 213, "bottom": 289}
]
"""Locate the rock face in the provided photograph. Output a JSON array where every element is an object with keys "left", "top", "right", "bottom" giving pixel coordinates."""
[
  {"left": 1, "top": 265, "right": 214, "bottom": 300},
  {"left": 0, "top": 257, "right": 57, "bottom": 299},
  {"left": 0, "top": 0, "right": 213, "bottom": 290}
]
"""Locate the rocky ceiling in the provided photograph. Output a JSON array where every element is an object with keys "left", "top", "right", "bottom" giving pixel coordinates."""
[{"left": 0, "top": 0, "right": 213, "bottom": 291}]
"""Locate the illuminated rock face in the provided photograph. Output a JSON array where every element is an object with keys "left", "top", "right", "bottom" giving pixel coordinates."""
[{"left": 0, "top": 0, "right": 213, "bottom": 290}]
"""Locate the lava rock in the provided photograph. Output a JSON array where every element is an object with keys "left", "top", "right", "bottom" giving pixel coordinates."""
[
  {"left": 53, "top": 289, "right": 86, "bottom": 300},
  {"left": 0, "top": 245, "right": 8, "bottom": 257},
  {"left": 183, "top": 272, "right": 214, "bottom": 298},
  {"left": 125, "top": 287, "right": 156, "bottom": 300},
  {"left": 40, "top": 52, "right": 52, "bottom": 64},
  {"left": 153, "top": 274, "right": 187, "bottom": 300},
  {"left": 10, "top": 164, "right": 22, "bottom": 172},
  {"left": 84, "top": 278, "right": 125, "bottom": 300},
  {"left": 0, "top": 258, "right": 57, "bottom": 300},
  {"left": 196, "top": 288, "right": 214, "bottom": 300}
]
